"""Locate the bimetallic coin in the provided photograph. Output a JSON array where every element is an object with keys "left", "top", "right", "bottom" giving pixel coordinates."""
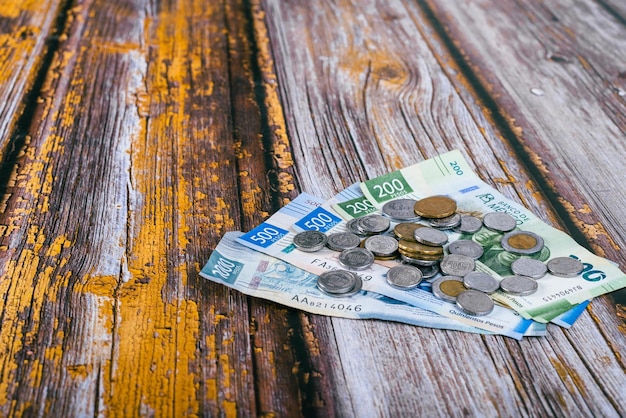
[
  {"left": 499, "top": 275, "right": 538, "bottom": 296},
  {"left": 363, "top": 235, "right": 399, "bottom": 257},
  {"left": 510, "top": 258, "right": 547, "bottom": 279},
  {"left": 357, "top": 214, "right": 391, "bottom": 235},
  {"left": 338, "top": 247, "right": 375, "bottom": 270},
  {"left": 413, "top": 195, "right": 457, "bottom": 219},
  {"left": 431, "top": 276, "right": 465, "bottom": 303},
  {"left": 393, "top": 222, "right": 424, "bottom": 242},
  {"left": 386, "top": 265, "right": 423, "bottom": 290},
  {"left": 429, "top": 213, "right": 462, "bottom": 230},
  {"left": 439, "top": 254, "right": 475, "bottom": 276},
  {"left": 293, "top": 230, "right": 327, "bottom": 252},
  {"left": 482, "top": 212, "right": 517, "bottom": 233},
  {"left": 455, "top": 215, "right": 483, "bottom": 234},
  {"left": 447, "top": 240, "right": 484, "bottom": 259},
  {"left": 463, "top": 271, "right": 499, "bottom": 294},
  {"left": 317, "top": 270, "right": 358, "bottom": 294},
  {"left": 382, "top": 198, "right": 421, "bottom": 221},
  {"left": 414, "top": 227, "right": 449, "bottom": 246},
  {"left": 501, "top": 231, "right": 544, "bottom": 255},
  {"left": 326, "top": 232, "right": 361, "bottom": 252},
  {"left": 456, "top": 290, "right": 495, "bottom": 316},
  {"left": 547, "top": 257, "right": 584, "bottom": 277}
]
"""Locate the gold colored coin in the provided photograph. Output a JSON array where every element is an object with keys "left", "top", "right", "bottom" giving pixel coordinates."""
[
  {"left": 439, "top": 280, "right": 467, "bottom": 297},
  {"left": 375, "top": 254, "right": 400, "bottom": 261},
  {"left": 413, "top": 195, "right": 457, "bottom": 219},
  {"left": 397, "top": 239, "right": 444, "bottom": 255},
  {"left": 506, "top": 233, "right": 537, "bottom": 250},
  {"left": 393, "top": 223, "right": 425, "bottom": 241},
  {"left": 398, "top": 250, "right": 443, "bottom": 261}
]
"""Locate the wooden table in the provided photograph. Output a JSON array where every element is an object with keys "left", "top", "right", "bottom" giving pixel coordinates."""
[{"left": 1, "top": 0, "right": 625, "bottom": 416}]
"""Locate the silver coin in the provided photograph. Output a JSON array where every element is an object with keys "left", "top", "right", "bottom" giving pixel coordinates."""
[
  {"left": 316, "top": 270, "right": 358, "bottom": 294},
  {"left": 317, "top": 270, "right": 363, "bottom": 297},
  {"left": 326, "top": 232, "right": 361, "bottom": 251},
  {"left": 338, "top": 247, "right": 375, "bottom": 270},
  {"left": 417, "top": 263, "right": 439, "bottom": 278},
  {"left": 339, "top": 274, "right": 363, "bottom": 297},
  {"left": 346, "top": 218, "right": 367, "bottom": 236},
  {"left": 386, "top": 265, "right": 423, "bottom": 289},
  {"left": 414, "top": 227, "right": 449, "bottom": 246},
  {"left": 501, "top": 230, "right": 544, "bottom": 255},
  {"left": 293, "top": 230, "right": 327, "bottom": 252},
  {"left": 463, "top": 271, "right": 499, "bottom": 294},
  {"left": 499, "top": 275, "right": 538, "bottom": 296},
  {"left": 482, "top": 212, "right": 517, "bottom": 233},
  {"left": 447, "top": 240, "right": 484, "bottom": 259},
  {"left": 382, "top": 198, "right": 421, "bottom": 221},
  {"left": 511, "top": 258, "right": 547, "bottom": 279},
  {"left": 456, "top": 290, "right": 495, "bottom": 316},
  {"left": 429, "top": 213, "right": 462, "bottom": 229},
  {"left": 357, "top": 214, "right": 391, "bottom": 235},
  {"left": 399, "top": 254, "right": 441, "bottom": 267},
  {"left": 439, "top": 254, "right": 475, "bottom": 276},
  {"left": 363, "top": 235, "right": 399, "bottom": 257},
  {"left": 456, "top": 215, "right": 483, "bottom": 234},
  {"left": 431, "top": 276, "right": 465, "bottom": 303},
  {"left": 547, "top": 257, "right": 584, "bottom": 277}
]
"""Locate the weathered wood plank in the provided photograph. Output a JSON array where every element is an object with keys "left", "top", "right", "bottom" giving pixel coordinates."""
[
  {"left": 224, "top": 2, "right": 321, "bottom": 415},
  {"left": 422, "top": 0, "right": 626, "bottom": 360},
  {"left": 0, "top": 0, "right": 65, "bottom": 161},
  {"left": 598, "top": 0, "right": 626, "bottom": 23},
  {"left": 0, "top": 0, "right": 314, "bottom": 416},
  {"left": 258, "top": 0, "right": 626, "bottom": 416},
  {"left": 423, "top": 0, "right": 626, "bottom": 264},
  {"left": 1, "top": 0, "right": 625, "bottom": 416}
]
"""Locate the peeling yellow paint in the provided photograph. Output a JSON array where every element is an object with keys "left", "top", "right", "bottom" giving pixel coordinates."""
[
  {"left": 250, "top": 0, "right": 295, "bottom": 181},
  {"left": 46, "top": 234, "right": 71, "bottom": 257},
  {"left": 299, "top": 315, "right": 320, "bottom": 357},
  {"left": 558, "top": 198, "right": 619, "bottom": 255},
  {"left": 277, "top": 172, "right": 295, "bottom": 194},
  {"left": 101, "top": 2, "right": 224, "bottom": 415},
  {"left": 548, "top": 356, "right": 588, "bottom": 400},
  {"left": 0, "top": 249, "right": 39, "bottom": 404},
  {"left": 222, "top": 400, "right": 237, "bottom": 418},
  {"left": 80, "top": 275, "right": 118, "bottom": 298},
  {"left": 206, "top": 378, "right": 218, "bottom": 401},
  {"left": 195, "top": 190, "right": 207, "bottom": 201},
  {"left": 66, "top": 364, "right": 93, "bottom": 379}
]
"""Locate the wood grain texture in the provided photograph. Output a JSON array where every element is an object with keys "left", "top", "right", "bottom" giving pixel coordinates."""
[
  {"left": 0, "top": 0, "right": 310, "bottom": 416},
  {"left": 0, "top": 0, "right": 65, "bottom": 161},
  {"left": 423, "top": 0, "right": 626, "bottom": 333},
  {"left": 423, "top": 0, "right": 626, "bottom": 263},
  {"left": 259, "top": 0, "right": 626, "bottom": 415},
  {"left": 0, "top": 0, "right": 625, "bottom": 416},
  {"left": 598, "top": 0, "right": 626, "bottom": 22}
]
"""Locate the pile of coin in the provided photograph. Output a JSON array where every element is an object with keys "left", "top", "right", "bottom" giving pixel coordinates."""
[
  {"left": 293, "top": 194, "right": 585, "bottom": 316},
  {"left": 392, "top": 196, "right": 466, "bottom": 275}
]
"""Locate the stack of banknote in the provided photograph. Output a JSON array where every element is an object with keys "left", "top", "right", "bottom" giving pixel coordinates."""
[{"left": 200, "top": 151, "right": 626, "bottom": 339}]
